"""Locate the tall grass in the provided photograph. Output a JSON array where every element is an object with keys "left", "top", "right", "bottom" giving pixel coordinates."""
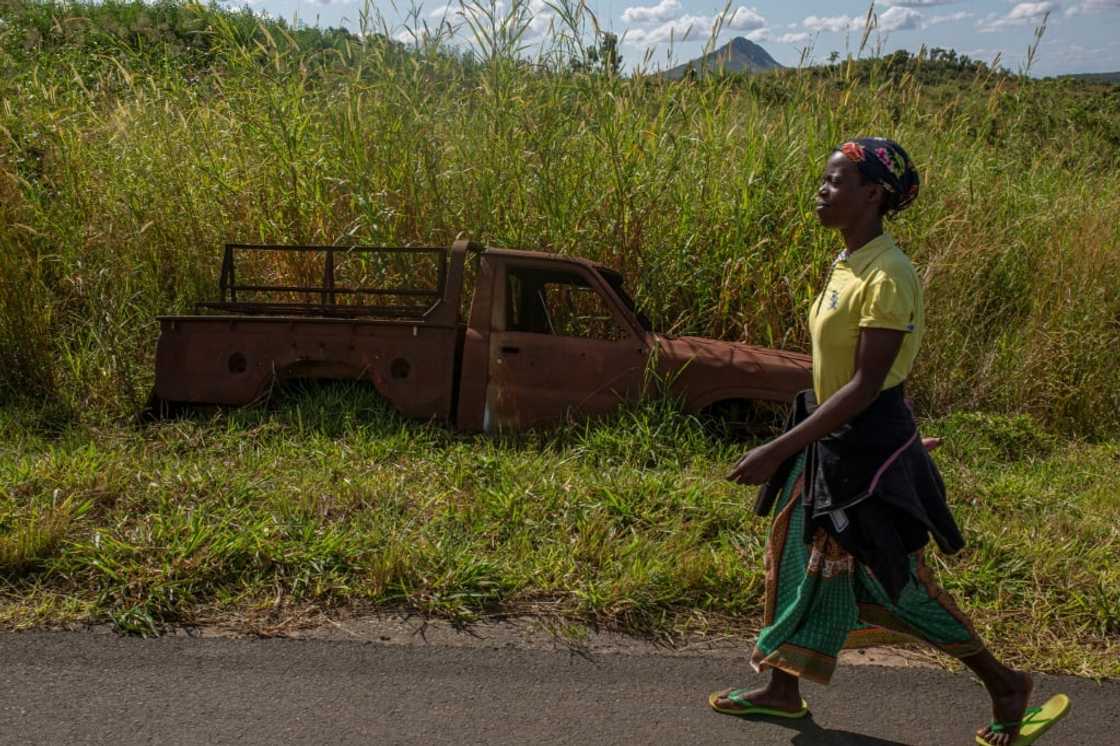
[{"left": 0, "top": 0, "right": 1118, "bottom": 433}]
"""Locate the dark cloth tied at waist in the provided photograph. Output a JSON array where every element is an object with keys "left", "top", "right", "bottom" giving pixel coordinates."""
[{"left": 754, "top": 384, "right": 965, "bottom": 601}]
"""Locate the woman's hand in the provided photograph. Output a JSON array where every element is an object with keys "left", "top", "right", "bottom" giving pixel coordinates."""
[{"left": 727, "top": 443, "right": 787, "bottom": 485}]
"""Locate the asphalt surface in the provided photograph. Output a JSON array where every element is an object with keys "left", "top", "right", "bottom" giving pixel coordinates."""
[{"left": 0, "top": 631, "right": 1115, "bottom": 745}]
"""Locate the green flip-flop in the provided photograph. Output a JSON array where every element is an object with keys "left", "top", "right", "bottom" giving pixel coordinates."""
[
  {"left": 975, "top": 693, "right": 1071, "bottom": 746},
  {"left": 708, "top": 688, "right": 810, "bottom": 719}
]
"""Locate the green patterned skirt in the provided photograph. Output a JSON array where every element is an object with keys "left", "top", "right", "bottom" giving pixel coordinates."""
[{"left": 751, "top": 454, "right": 985, "bottom": 685}]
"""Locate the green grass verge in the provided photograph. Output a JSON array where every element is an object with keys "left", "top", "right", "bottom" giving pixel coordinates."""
[{"left": 2, "top": 385, "right": 1117, "bottom": 678}]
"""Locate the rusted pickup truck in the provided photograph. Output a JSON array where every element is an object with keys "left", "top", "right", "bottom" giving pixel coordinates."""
[{"left": 151, "top": 240, "right": 811, "bottom": 432}]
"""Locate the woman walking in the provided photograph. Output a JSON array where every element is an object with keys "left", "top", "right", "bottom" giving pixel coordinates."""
[{"left": 710, "top": 138, "right": 1069, "bottom": 746}]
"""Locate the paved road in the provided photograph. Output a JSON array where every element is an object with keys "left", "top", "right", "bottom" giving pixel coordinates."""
[{"left": 0, "top": 631, "right": 1115, "bottom": 745}]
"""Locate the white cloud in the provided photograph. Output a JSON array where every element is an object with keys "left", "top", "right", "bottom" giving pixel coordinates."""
[
  {"left": 881, "top": 0, "right": 958, "bottom": 5},
  {"left": 926, "top": 10, "right": 973, "bottom": 24},
  {"left": 748, "top": 26, "right": 813, "bottom": 43},
  {"left": 802, "top": 14, "right": 865, "bottom": 32},
  {"left": 428, "top": 1, "right": 508, "bottom": 20},
  {"left": 526, "top": 0, "right": 554, "bottom": 35},
  {"left": 726, "top": 6, "right": 766, "bottom": 31},
  {"left": 879, "top": 6, "right": 923, "bottom": 30},
  {"left": 1007, "top": 1, "right": 1056, "bottom": 20},
  {"left": 624, "top": 6, "right": 767, "bottom": 45},
  {"left": 875, "top": 3, "right": 973, "bottom": 32},
  {"left": 626, "top": 14, "right": 710, "bottom": 44},
  {"left": 978, "top": 1, "right": 1054, "bottom": 31},
  {"left": 622, "top": 0, "right": 681, "bottom": 24},
  {"left": 528, "top": 14, "right": 554, "bottom": 35},
  {"left": 1065, "top": 0, "right": 1120, "bottom": 14}
]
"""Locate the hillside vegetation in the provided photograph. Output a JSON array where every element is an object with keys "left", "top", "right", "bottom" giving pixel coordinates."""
[{"left": 1, "top": 0, "right": 1118, "bottom": 433}]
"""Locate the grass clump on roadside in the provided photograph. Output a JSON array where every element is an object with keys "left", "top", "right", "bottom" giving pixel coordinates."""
[
  {"left": 1, "top": 386, "right": 1118, "bottom": 677},
  {"left": 0, "top": 499, "right": 84, "bottom": 577}
]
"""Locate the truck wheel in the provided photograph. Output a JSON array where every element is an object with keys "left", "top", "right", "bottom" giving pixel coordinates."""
[
  {"left": 701, "top": 399, "right": 786, "bottom": 441},
  {"left": 137, "top": 391, "right": 221, "bottom": 423},
  {"left": 137, "top": 390, "right": 177, "bottom": 423}
]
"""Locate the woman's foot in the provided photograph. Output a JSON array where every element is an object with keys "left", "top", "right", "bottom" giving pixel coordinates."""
[
  {"left": 976, "top": 670, "right": 1034, "bottom": 746},
  {"left": 710, "top": 683, "right": 803, "bottom": 715}
]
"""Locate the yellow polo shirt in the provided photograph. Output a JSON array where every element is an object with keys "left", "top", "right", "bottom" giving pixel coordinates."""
[{"left": 808, "top": 233, "right": 924, "bottom": 404}]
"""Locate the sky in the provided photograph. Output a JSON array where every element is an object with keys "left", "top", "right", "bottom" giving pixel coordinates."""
[{"left": 222, "top": 0, "right": 1120, "bottom": 76}]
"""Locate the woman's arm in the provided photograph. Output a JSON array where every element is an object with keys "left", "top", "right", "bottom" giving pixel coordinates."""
[{"left": 727, "top": 327, "right": 906, "bottom": 485}]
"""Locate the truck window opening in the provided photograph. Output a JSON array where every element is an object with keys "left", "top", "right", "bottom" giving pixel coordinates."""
[
  {"left": 599, "top": 269, "right": 653, "bottom": 332},
  {"left": 505, "top": 267, "right": 629, "bottom": 341}
]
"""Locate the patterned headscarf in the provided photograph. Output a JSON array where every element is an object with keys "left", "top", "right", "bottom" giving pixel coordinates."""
[{"left": 836, "top": 137, "right": 920, "bottom": 215}]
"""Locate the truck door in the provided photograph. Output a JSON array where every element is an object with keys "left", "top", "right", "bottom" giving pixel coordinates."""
[{"left": 485, "top": 261, "right": 649, "bottom": 431}]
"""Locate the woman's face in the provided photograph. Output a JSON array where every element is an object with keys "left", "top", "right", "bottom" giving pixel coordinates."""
[{"left": 815, "top": 151, "right": 881, "bottom": 229}]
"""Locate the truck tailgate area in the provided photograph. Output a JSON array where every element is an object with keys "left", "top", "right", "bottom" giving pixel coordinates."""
[{"left": 154, "top": 316, "right": 460, "bottom": 422}]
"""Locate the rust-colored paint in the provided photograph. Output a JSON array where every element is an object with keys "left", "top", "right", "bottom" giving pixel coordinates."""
[
  {"left": 481, "top": 254, "right": 650, "bottom": 432},
  {"left": 150, "top": 240, "right": 812, "bottom": 431},
  {"left": 154, "top": 316, "right": 462, "bottom": 422},
  {"left": 453, "top": 243, "right": 496, "bottom": 432},
  {"left": 657, "top": 335, "right": 812, "bottom": 412}
]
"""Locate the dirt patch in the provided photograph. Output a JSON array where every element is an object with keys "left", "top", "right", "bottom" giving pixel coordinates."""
[{"left": 121, "top": 610, "right": 942, "bottom": 670}]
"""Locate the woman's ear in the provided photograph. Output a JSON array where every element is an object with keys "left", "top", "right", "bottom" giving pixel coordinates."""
[{"left": 866, "top": 182, "right": 887, "bottom": 214}]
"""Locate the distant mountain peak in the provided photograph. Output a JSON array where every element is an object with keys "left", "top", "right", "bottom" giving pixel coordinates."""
[
  {"left": 727, "top": 36, "right": 762, "bottom": 54},
  {"left": 661, "top": 37, "right": 783, "bottom": 80}
]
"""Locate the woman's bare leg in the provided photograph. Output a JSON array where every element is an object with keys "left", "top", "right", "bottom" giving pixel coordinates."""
[{"left": 961, "top": 649, "right": 1033, "bottom": 746}]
